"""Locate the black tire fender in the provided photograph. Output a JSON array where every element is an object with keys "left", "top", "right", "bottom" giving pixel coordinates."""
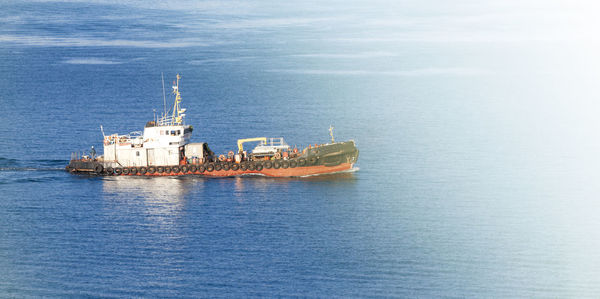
[
  {"left": 298, "top": 158, "right": 306, "bottom": 166},
  {"left": 94, "top": 164, "right": 103, "bottom": 173}
]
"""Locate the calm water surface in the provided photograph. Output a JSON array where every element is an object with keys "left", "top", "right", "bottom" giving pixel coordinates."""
[{"left": 1, "top": 1, "right": 600, "bottom": 297}]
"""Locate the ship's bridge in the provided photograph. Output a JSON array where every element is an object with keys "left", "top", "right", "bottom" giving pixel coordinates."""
[{"left": 143, "top": 121, "right": 192, "bottom": 148}]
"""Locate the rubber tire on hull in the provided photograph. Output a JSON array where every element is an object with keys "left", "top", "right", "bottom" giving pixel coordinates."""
[
  {"left": 139, "top": 167, "right": 147, "bottom": 175},
  {"left": 164, "top": 166, "right": 171, "bottom": 174},
  {"left": 198, "top": 165, "right": 206, "bottom": 173},
  {"left": 157, "top": 166, "right": 164, "bottom": 173},
  {"left": 255, "top": 163, "right": 263, "bottom": 171},
  {"left": 289, "top": 160, "right": 297, "bottom": 168},
  {"left": 131, "top": 167, "right": 139, "bottom": 175},
  {"left": 231, "top": 163, "right": 239, "bottom": 171},
  {"left": 248, "top": 163, "right": 256, "bottom": 171},
  {"left": 106, "top": 167, "right": 114, "bottom": 175},
  {"left": 148, "top": 167, "right": 156, "bottom": 174},
  {"left": 114, "top": 167, "right": 122, "bottom": 175},
  {"left": 189, "top": 165, "right": 197, "bottom": 173},
  {"left": 94, "top": 164, "right": 103, "bottom": 174},
  {"left": 172, "top": 166, "right": 180, "bottom": 173},
  {"left": 308, "top": 157, "right": 317, "bottom": 165},
  {"left": 240, "top": 163, "right": 248, "bottom": 171},
  {"left": 298, "top": 158, "right": 306, "bottom": 167},
  {"left": 222, "top": 163, "right": 230, "bottom": 171},
  {"left": 122, "top": 167, "right": 130, "bottom": 175},
  {"left": 282, "top": 161, "right": 289, "bottom": 169},
  {"left": 206, "top": 164, "right": 214, "bottom": 172},
  {"left": 181, "top": 165, "right": 188, "bottom": 173},
  {"left": 214, "top": 164, "right": 222, "bottom": 171},
  {"left": 273, "top": 161, "right": 281, "bottom": 169},
  {"left": 264, "top": 161, "right": 272, "bottom": 169}
]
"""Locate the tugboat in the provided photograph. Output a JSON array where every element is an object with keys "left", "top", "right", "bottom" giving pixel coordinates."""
[{"left": 66, "top": 75, "right": 359, "bottom": 177}]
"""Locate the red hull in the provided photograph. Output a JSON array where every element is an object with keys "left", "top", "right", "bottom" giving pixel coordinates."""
[{"left": 113, "top": 163, "right": 354, "bottom": 177}]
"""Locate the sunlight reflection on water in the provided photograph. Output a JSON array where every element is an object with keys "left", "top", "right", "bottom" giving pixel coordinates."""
[{"left": 101, "top": 176, "right": 193, "bottom": 228}]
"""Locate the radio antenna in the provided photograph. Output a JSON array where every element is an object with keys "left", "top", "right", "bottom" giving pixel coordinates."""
[{"left": 161, "top": 72, "right": 167, "bottom": 117}]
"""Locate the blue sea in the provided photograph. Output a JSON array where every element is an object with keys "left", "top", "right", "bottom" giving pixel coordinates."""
[{"left": 2, "top": 0, "right": 600, "bottom": 297}]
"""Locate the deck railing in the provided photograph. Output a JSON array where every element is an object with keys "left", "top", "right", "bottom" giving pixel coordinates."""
[{"left": 260, "top": 137, "right": 288, "bottom": 147}]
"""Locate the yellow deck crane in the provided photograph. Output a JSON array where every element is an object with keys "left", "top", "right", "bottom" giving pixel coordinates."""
[{"left": 237, "top": 137, "right": 267, "bottom": 153}]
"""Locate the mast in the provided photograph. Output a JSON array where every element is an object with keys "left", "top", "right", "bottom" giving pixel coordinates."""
[
  {"left": 329, "top": 125, "right": 335, "bottom": 143},
  {"left": 171, "top": 74, "right": 186, "bottom": 125}
]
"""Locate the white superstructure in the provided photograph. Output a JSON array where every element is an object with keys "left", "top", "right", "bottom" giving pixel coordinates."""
[
  {"left": 251, "top": 138, "right": 290, "bottom": 156},
  {"left": 99, "top": 74, "right": 210, "bottom": 168}
]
